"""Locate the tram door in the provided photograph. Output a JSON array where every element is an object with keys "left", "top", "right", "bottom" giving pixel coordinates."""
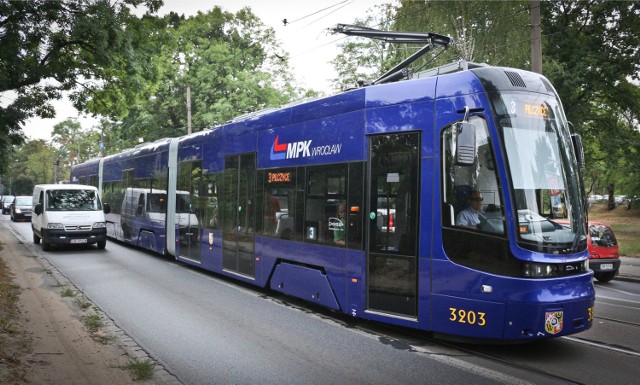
[
  {"left": 222, "top": 153, "right": 256, "bottom": 278},
  {"left": 177, "top": 161, "right": 202, "bottom": 262},
  {"left": 367, "top": 133, "right": 420, "bottom": 317}
]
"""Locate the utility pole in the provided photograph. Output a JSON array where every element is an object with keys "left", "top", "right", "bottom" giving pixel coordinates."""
[
  {"left": 531, "top": 0, "right": 542, "bottom": 74},
  {"left": 186, "top": 84, "right": 192, "bottom": 135}
]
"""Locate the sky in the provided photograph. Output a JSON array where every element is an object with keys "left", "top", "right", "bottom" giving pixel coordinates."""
[{"left": 23, "top": 0, "right": 395, "bottom": 141}]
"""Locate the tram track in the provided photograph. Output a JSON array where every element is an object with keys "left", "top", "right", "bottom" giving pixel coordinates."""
[
  {"left": 562, "top": 336, "right": 640, "bottom": 357},
  {"left": 416, "top": 337, "right": 585, "bottom": 384},
  {"left": 593, "top": 314, "right": 640, "bottom": 328},
  {"left": 331, "top": 318, "right": 585, "bottom": 385},
  {"left": 203, "top": 277, "right": 637, "bottom": 384}
]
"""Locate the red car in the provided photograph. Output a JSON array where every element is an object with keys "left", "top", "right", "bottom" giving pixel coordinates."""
[
  {"left": 587, "top": 221, "right": 620, "bottom": 282},
  {"left": 557, "top": 220, "right": 620, "bottom": 282}
]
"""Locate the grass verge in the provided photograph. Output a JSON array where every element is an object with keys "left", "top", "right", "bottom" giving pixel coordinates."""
[
  {"left": 588, "top": 204, "right": 640, "bottom": 257},
  {"left": 121, "top": 358, "right": 155, "bottom": 381}
]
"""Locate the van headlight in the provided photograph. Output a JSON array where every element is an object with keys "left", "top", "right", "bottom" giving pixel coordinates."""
[
  {"left": 92, "top": 222, "right": 106, "bottom": 229},
  {"left": 15, "top": 208, "right": 22, "bottom": 214},
  {"left": 47, "top": 223, "right": 64, "bottom": 229}
]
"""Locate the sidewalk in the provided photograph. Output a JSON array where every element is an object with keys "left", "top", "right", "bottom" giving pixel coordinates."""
[
  {"left": 616, "top": 256, "right": 640, "bottom": 283},
  {"left": 0, "top": 222, "right": 180, "bottom": 385}
]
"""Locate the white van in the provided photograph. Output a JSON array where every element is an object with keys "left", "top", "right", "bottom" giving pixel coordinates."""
[{"left": 31, "top": 184, "right": 111, "bottom": 251}]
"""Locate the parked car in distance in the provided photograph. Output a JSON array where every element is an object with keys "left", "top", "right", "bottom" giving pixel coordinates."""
[
  {"left": 587, "top": 221, "right": 620, "bottom": 282},
  {"left": 1, "top": 195, "right": 15, "bottom": 214},
  {"left": 11, "top": 195, "right": 33, "bottom": 221}
]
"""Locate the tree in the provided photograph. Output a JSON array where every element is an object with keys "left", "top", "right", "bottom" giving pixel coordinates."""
[
  {"left": 394, "top": 0, "right": 530, "bottom": 68},
  {"left": 3, "top": 139, "right": 57, "bottom": 193},
  {"left": 541, "top": 1, "right": 640, "bottom": 209},
  {"left": 330, "top": 4, "right": 398, "bottom": 91},
  {"left": 331, "top": 1, "right": 531, "bottom": 91},
  {"left": 0, "top": 0, "right": 163, "bottom": 174},
  {"left": 25, "top": 140, "right": 56, "bottom": 185},
  {"left": 112, "top": 7, "right": 299, "bottom": 145}
]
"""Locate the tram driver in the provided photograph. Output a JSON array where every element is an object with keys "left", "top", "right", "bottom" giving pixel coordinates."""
[{"left": 456, "top": 190, "right": 483, "bottom": 228}]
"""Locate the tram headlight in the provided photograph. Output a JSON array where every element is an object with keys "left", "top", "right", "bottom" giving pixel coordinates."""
[{"left": 523, "top": 262, "right": 559, "bottom": 278}]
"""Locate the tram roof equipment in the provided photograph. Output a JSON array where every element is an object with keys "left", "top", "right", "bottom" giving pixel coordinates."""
[{"left": 330, "top": 23, "right": 454, "bottom": 86}]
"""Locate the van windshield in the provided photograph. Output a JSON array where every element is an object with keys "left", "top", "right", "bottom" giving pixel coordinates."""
[{"left": 46, "top": 190, "right": 102, "bottom": 211}]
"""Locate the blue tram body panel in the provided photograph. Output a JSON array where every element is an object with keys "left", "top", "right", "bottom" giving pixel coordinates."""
[
  {"left": 257, "top": 110, "right": 366, "bottom": 168},
  {"left": 70, "top": 62, "right": 595, "bottom": 342},
  {"left": 430, "top": 259, "right": 594, "bottom": 339}
]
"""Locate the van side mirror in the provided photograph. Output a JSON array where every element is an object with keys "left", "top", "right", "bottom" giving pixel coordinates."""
[
  {"left": 103, "top": 203, "right": 111, "bottom": 214},
  {"left": 34, "top": 203, "right": 43, "bottom": 215},
  {"left": 455, "top": 121, "right": 477, "bottom": 165}
]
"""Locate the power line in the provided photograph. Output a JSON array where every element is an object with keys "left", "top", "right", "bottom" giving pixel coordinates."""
[
  {"left": 286, "top": 2, "right": 542, "bottom": 71},
  {"left": 282, "top": 0, "right": 352, "bottom": 26},
  {"left": 296, "top": 0, "right": 356, "bottom": 31}
]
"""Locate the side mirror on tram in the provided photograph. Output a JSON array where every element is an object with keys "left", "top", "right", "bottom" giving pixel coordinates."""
[
  {"left": 571, "top": 133, "right": 585, "bottom": 169},
  {"left": 455, "top": 121, "right": 477, "bottom": 166}
]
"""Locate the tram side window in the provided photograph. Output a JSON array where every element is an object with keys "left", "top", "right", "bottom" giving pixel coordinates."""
[
  {"left": 177, "top": 161, "right": 204, "bottom": 223},
  {"left": 262, "top": 169, "right": 297, "bottom": 240},
  {"left": 305, "top": 164, "right": 348, "bottom": 247},
  {"left": 441, "top": 116, "right": 505, "bottom": 234}
]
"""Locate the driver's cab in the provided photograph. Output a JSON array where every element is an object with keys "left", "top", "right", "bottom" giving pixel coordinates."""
[{"left": 442, "top": 115, "right": 505, "bottom": 235}]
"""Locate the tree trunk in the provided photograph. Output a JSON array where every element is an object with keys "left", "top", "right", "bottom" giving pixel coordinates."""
[{"left": 607, "top": 183, "right": 616, "bottom": 210}]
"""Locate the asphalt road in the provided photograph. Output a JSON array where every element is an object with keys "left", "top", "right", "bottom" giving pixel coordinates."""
[{"left": 4, "top": 217, "right": 640, "bottom": 385}]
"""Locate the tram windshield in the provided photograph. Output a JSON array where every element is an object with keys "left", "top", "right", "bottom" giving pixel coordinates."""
[{"left": 495, "top": 92, "right": 587, "bottom": 253}]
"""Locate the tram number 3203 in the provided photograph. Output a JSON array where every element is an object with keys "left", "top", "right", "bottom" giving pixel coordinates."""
[{"left": 449, "top": 307, "right": 487, "bottom": 326}]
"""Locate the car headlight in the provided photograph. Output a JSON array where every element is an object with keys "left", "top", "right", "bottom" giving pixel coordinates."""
[
  {"left": 47, "top": 223, "right": 64, "bottom": 229},
  {"left": 92, "top": 222, "right": 107, "bottom": 229},
  {"left": 15, "top": 208, "right": 22, "bottom": 214}
]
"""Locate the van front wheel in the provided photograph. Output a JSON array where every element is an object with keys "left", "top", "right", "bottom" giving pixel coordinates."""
[
  {"left": 42, "top": 240, "right": 51, "bottom": 251},
  {"left": 33, "top": 233, "right": 41, "bottom": 244},
  {"left": 97, "top": 240, "right": 106, "bottom": 250}
]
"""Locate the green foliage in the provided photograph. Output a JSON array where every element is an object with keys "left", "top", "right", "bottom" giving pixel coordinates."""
[
  {"left": 121, "top": 358, "right": 155, "bottom": 381},
  {"left": 113, "top": 7, "right": 298, "bottom": 145},
  {"left": 330, "top": 4, "right": 398, "bottom": 91},
  {"left": 51, "top": 118, "right": 102, "bottom": 165},
  {"left": 2, "top": 139, "right": 57, "bottom": 194},
  {"left": 0, "top": 0, "right": 163, "bottom": 173},
  {"left": 541, "top": 1, "right": 640, "bottom": 202},
  {"left": 394, "top": 0, "right": 530, "bottom": 67},
  {"left": 331, "top": 1, "right": 530, "bottom": 91}
]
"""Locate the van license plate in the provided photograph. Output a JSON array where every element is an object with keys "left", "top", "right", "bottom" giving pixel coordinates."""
[
  {"left": 600, "top": 263, "right": 613, "bottom": 270},
  {"left": 71, "top": 239, "right": 87, "bottom": 244}
]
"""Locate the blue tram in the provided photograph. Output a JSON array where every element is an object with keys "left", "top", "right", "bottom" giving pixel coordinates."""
[{"left": 71, "top": 60, "right": 595, "bottom": 342}]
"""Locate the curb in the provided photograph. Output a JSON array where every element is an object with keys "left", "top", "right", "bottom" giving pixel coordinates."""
[{"left": 614, "top": 274, "right": 640, "bottom": 284}]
